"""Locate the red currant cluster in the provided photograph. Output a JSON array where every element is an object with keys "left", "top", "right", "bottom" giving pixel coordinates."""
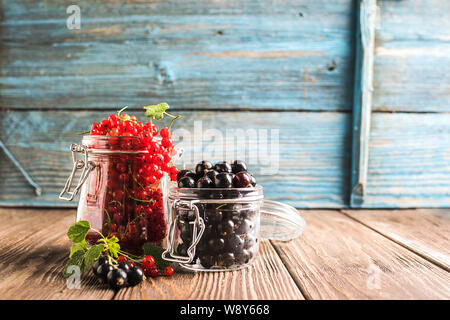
[
  {"left": 82, "top": 108, "right": 180, "bottom": 255},
  {"left": 141, "top": 255, "right": 174, "bottom": 277},
  {"left": 89, "top": 111, "right": 179, "bottom": 182}
]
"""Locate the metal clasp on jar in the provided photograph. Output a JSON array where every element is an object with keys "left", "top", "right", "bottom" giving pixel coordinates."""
[
  {"left": 59, "top": 144, "right": 96, "bottom": 201},
  {"left": 162, "top": 199, "right": 205, "bottom": 264}
]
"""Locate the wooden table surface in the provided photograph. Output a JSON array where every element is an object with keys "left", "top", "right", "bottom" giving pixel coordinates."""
[{"left": 0, "top": 208, "right": 449, "bottom": 300}]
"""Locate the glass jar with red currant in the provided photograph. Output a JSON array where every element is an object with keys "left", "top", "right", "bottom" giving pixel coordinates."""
[{"left": 60, "top": 105, "right": 181, "bottom": 255}]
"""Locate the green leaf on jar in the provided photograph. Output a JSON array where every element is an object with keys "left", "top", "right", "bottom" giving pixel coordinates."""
[{"left": 67, "top": 220, "right": 91, "bottom": 243}]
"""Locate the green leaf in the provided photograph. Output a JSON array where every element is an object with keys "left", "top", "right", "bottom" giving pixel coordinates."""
[
  {"left": 143, "top": 242, "right": 171, "bottom": 270},
  {"left": 67, "top": 220, "right": 91, "bottom": 243},
  {"left": 69, "top": 240, "right": 87, "bottom": 258},
  {"left": 143, "top": 102, "right": 169, "bottom": 120},
  {"left": 63, "top": 250, "right": 85, "bottom": 278},
  {"left": 109, "top": 243, "right": 120, "bottom": 258},
  {"left": 83, "top": 244, "right": 105, "bottom": 272}
]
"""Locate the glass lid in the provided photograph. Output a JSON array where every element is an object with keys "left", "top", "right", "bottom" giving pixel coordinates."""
[{"left": 260, "top": 199, "right": 306, "bottom": 241}]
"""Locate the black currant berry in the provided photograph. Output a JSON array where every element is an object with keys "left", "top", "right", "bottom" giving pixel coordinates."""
[
  {"left": 178, "top": 176, "right": 196, "bottom": 188},
  {"left": 214, "top": 172, "right": 233, "bottom": 188},
  {"left": 249, "top": 174, "right": 256, "bottom": 187},
  {"left": 107, "top": 268, "right": 128, "bottom": 290},
  {"left": 244, "top": 233, "right": 256, "bottom": 249},
  {"left": 235, "top": 249, "right": 250, "bottom": 264},
  {"left": 232, "top": 160, "right": 247, "bottom": 174},
  {"left": 217, "top": 252, "right": 235, "bottom": 267},
  {"left": 214, "top": 161, "right": 232, "bottom": 173},
  {"left": 207, "top": 237, "right": 226, "bottom": 253},
  {"left": 197, "top": 176, "right": 213, "bottom": 188},
  {"left": 127, "top": 266, "right": 143, "bottom": 286},
  {"left": 226, "top": 234, "right": 245, "bottom": 253},
  {"left": 235, "top": 219, "right": 253, "bottom": 234},
  {"left": 177, "top": 242, "right": 189, "bottom": 256},
  {"left": 206, "top": 210, "right": 222, "bottom": 224},
  {"left": 219, "top": 219, "right": 235, "bottom": 236},
  {"left": 205, "top": 169, "right": 219, "bottom": 182},
  {"left": 97, "top": 262, "right": 114, "bottom": 283},
  {"left": 92, "top": 256, "right": 107, "bottom": 276},
  {"left": 177, "top": 170, "right": 197, "bottom": 182},
  {"left": 199, "top": 254, "right": 216, "bottom": 269},
  {"left": 195, "top": 160, "right": 213, "bottom": 176},
  {"left": 233, "top": 171, "right": 252, "bottom": 188},
  {"left": 118, "top": 262, "right": 130, "bottom": 273},
  {"left": 177, "top": 169, "right": 191, "bottom": 182}
]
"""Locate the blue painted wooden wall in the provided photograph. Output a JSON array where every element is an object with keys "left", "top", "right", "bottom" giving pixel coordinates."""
[{"left": 0, "top": 0, "right": 448, "bottom": 208}]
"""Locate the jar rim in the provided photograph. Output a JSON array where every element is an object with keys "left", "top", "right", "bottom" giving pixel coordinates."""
[
  {"left": 168, "top": 184, "right": 264, "bottom": 202},
  {"left": 81, "top": 135, "right": 149, "bottom": 153}
]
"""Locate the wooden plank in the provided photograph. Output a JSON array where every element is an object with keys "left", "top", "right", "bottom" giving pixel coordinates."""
[
  {"left": 372, "top": 0, "right": 450, "bottom": 112},
  {"left": 342, "top": 209, "right": 450, "bottom": 272},
  {"left": 114, "top": 240, "right": 304, "bottom": 300},
  {"left": 0, "top": 208, "right": 115, "bottom": 299},
  {"left": 271, "top": 210, "right": 450, "bottom": 299},
  {"left": 0, "top": 0, "right": 355, "bottom": 111},
  {"left": 0, "top": 208, "right": 303, "bottom": 300},
  {"left": 0, "top": 110, "right": 351, "bottom": 208},
  {"left": 350, "top": 0, "right": 376, "bottom": 207},
  {"left": 362, "top": 113, "right": 450, "bottom": 208}
]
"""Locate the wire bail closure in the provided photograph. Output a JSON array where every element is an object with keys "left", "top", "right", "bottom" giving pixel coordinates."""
[
  {"left": 162, "top": 199, "right": 206, "bottom": 264},
  {"left": 59, "top": 144, "right": 96, "bottom": 201}
]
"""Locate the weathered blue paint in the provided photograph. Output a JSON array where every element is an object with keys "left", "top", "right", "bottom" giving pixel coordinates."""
[
  {"left": 0, "top": 0, "right": 355, "bottom": 112},
  {"left": 363, "top": 113, "right": 450, "bottom": 208},
  {"left": 0, "top": 0, "right": 449, "bottom": 208},
  {"left": 351, "top": 0, "right": 376, "bottom": 207},
  {"left": 373, "top": 0, "right": 450, "bottom": 112},
  {"left": 0, "top": 110, "right": 352, "bottom": 208}
]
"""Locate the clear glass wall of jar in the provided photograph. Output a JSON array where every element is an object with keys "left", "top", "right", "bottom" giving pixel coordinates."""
[
  {"left": 63, "top": 135, "right": 168, "bottom": 255},
  {"left": 164, "top": 186, "right": 263, "bottom": 271}
]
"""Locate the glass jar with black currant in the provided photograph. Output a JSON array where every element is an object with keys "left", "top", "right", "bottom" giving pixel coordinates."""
[
  {"left": 163, "top": 161, "right": 263, "bottom": 271},
  {"left": 60, "top": 135, "right": 170, "bottom": 255}
]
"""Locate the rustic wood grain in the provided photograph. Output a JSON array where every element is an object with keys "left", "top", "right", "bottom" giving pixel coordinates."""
[
  {"left": 342, "top": 209, "right": 450, "bottom": 272},
  {"left": 0, "top": 0, "right": 355, "bottom": 111},
  {"left": 0, "top": 110, "right": 351, "bottom": 208},
  {"left": 114, "top": 240, "right": 304, "bottom": 300},
  {"left": 0, "top": 208, "right": 115, "bottom": 299},
  {"left": 271, "top": 210, "right": 450, "bottom": 299}
]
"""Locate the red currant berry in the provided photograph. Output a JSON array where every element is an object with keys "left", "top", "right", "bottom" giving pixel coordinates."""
[
  {"left": 164, "top": 266, "right": 174, "bottom": 276},
  {"left": 154, "top": 169, "right": 163, "bottom": 179},
  {"left": 169, "top": 166, "right": 179, "bottom": 176},
  {"left": 113, "top": 213, "right": 123, "bottom": 224},
  {"left": 149, "top": 268, "right": 159, "bottom": 278},
  {"left": 161, "top": 138, "right": 173, "bottom": 148},
  {"left": 160, "top": 128, "right": 170, "bottom": 139},
  {"left": 108, "top": 114, "right": 119, "bottom": 128},
  {"left": 100, "top": 119, "right": 110, "bottom": 131},
  {"left": 142, "top": 255, "right": 155, "bottom": 269},
  {"left": 116, "top": 162, "right": 127, "bottom": 173},
  {"left": 112, "top": 190, "right": 124, "bottom": 201},
  {"left": 117, "top": 255, "right": 128, "bottom": 263},
  {"left": 152, "top": 154, "right": 164, "bottom": 166},
  {"left": 137, "top": 189, "right": 148, "bottom": 200}
]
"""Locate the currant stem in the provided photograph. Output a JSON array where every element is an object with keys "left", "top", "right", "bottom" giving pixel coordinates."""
[
  {"left": 117, "top": 106, "right": 129, "bottom": 118},
  {"left": 168, "top": 115, "right": 181, "bottom": 132}
]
